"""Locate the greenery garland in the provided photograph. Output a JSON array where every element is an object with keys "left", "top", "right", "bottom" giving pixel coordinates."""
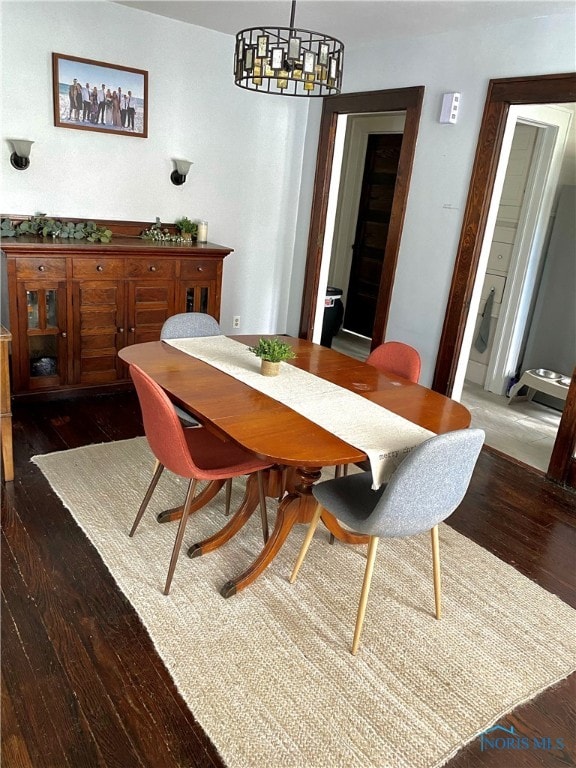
[
  {"left": 0, "top": 214, "right": 199, "bottom": 245},
  {"left": 1, "top": 215, "right": 112, "bottom": 243}
]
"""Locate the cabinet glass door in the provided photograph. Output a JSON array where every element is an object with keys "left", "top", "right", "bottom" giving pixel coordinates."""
[
  {"left": 185, "top": 284, "right": 213, "bottom": 315},
  {"left": 27, "top": 289, "right": 60, "bottom": 378},
  {"left": 17, "top": 283, "right": 66, "bottom": 391}
]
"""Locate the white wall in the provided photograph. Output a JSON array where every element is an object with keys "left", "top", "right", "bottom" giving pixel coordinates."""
[
  {"left": 0, "top": 0, "right": 309, "bottom": 335},
  {"left": 2, "top": 3, "right": 574, "bottom": 382},
  {"left": 295, "top": 11, "right": 575, "bottom": 384}
]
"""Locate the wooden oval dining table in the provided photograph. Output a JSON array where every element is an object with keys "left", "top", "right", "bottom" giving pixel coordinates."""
[{"left": 119, "top": 335, "right": 471, "bottom": 597}]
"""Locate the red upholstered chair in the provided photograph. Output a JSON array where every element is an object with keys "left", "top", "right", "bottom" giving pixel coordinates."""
[
  {"left": 331, "top": 341, "right": 422, "bottom": 514},
  {"left": 366, "top": 341, "right": 421, "bottom": 383},
  {"left": 129, "top": 364, "right": 272, "bottom": 595}
]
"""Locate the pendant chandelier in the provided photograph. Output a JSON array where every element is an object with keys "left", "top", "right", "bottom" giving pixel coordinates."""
[{"left": 234, "top": 0, "right": 344, "bottom": 97}]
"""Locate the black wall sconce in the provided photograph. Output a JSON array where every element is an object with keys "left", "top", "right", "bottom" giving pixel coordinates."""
[
  {"left": 171, "top": 159, "right": 192, "bottom": 186},
  {"left": 9, "top": 139, "right": 34, "bottom": 170}
]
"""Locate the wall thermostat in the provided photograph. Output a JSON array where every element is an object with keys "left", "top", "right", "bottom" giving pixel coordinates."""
[{"left": 440, "top": 92, "right": 461, "bottom": 124}]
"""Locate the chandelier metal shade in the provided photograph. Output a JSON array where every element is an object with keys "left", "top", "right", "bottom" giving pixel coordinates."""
[{"left": 234, "top": 0, "right": 344, "bottom": 97}]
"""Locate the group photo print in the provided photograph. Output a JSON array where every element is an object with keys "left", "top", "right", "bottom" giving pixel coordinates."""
[{"left": 52, "top": 52, "right": 148, "bottom": 138}]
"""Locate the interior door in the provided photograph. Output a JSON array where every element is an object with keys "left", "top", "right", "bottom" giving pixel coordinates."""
[{"left": 343, "top": 133, "right": 402, "bottom": 337}]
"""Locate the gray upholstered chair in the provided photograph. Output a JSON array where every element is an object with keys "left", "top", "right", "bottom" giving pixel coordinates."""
[
  {"left": 158, "top": 313, "right": 234, "bottom": 514},
  {"left": 290, "top": 428, "right": 485, "bottom": 655},
  {"left": 160, "top": 312, "right": 221, "bottom": 428},
  {"left": 161, "top": 312, "right": 221, "bottom": 342}
]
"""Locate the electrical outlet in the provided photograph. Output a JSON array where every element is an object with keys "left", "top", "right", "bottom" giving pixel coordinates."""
[{"left": 232, "top": 316, "right": 240, "bottom": 329}]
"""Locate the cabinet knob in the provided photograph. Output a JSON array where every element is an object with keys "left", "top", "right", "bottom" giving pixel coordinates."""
[
  {"left": 149, "top": 265, "right": 157, "bottom": 272},
  {"left": 197, "top": 266, "right": 204, "bottom": 272},
  {"left": 38, "top": 265, "right": 46, "bottom": 272},
  {"left": 129, "top": 327, "right": 135, "bottom": 333},
  {"left": 61, "top": 331, "right": 67, "bottom": 338},
  {"left": 96, "top": 264, "right": 104, "bottom": 272},
  {"left": 117, "top": 327, "right": 124, "bottom": 333}
]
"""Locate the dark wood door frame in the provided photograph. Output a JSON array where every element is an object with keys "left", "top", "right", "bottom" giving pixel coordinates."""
[
  {"left": 433, "top": 72, "right": 576, "bottom": 395},
  {"left": 298, "top": 86, "right": 425, "bottom": 347},
  {"left": 432, "top": 72, "right": 576, "bottom": 487},
  {"left": 549, "top": 368, "right": 576, "bottom": 487}
]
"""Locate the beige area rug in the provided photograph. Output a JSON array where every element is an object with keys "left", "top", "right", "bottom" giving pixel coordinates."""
[{"left": 33, "top": 438, "right": 576, "bottom": 768}]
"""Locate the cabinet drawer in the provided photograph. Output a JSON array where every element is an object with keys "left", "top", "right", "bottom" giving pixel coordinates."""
[
  {"left": 72, "top": 258, "right": 124, "bottom": 278},
  {"left": 126, "top": 258, "right": 175, "bottom": 279},
  {"left": 180, "top": 260, "right": 217, "bottom": 280},
  {"left": 492, "top": 224, "right": 516, "bottom": 245},
  {"left": 16, "top": 258, "right": 66, "bottom": 279}
]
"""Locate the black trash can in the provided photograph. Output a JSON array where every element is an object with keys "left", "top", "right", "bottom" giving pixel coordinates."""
[{"left": 321, "top": 286, "right": 344, "bottom": 348}]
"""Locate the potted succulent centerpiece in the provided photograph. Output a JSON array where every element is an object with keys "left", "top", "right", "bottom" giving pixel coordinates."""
[
  {"left": 249, "top": 337, "right": 296, "bottom": 377},
  {"left": 175, "top": 216, "right": 197, "bottom": 241}
]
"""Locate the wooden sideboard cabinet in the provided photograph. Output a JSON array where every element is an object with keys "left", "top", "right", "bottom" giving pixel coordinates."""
[{"left": 2, "top": 236, "right": 232, "bottom": 397}]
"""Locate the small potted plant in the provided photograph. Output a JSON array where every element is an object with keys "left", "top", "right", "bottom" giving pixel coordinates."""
[
  {"left": 175, "top": 216, "right": 197, "bottom": 241},
  {"left": 249, "top": 337, "right": 296, "bottom": 376}
]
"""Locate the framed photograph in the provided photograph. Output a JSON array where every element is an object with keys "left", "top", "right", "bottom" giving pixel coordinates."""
[{"left": 52, "top": 52, "right": 148, "bottom": 138}]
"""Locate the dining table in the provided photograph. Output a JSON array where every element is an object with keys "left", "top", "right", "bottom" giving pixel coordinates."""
[{"left": 118, "top": 335, "right": 471, "bottom": 597}]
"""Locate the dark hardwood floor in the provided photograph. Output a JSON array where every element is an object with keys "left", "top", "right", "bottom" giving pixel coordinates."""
[{"left": 2, "top": 393, "right": 575, "bottom": 767}]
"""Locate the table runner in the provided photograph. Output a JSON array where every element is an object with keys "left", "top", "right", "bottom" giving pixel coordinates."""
[{"left": 165, "top": 336, "right": 434, "bottom": 488}]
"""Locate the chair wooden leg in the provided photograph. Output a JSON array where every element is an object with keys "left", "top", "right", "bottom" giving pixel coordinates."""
[
  {"left": 351, "top": 535, "right": 379, "bottom": 655},
  {"left": 225, "top": 477, "right": 232, "bottom": 515},
  {"left": 164, "top": 479, "right": 198, "bottom": 595},
  {"left": 130, "top": 462, "right": 164, "bottom": 537},
  {"left": 257, "top": 470, "right": 269, "bottom": 543},
  {"left": 334, "top": 464, "right": 349, "bottom": 478},
  {"left": 431, "top": 525, "right": 442, "bottom": 619},
  {"left": 330, "top": 466, "right": 343, "bottom": 543},
  {"left": 278, "top": 467, "right": 287, "bottom": 502},
  {"left": 289, "top": 502, "right": 323, "bottom": 583},
  {"left": 331, "top": 462, "right": 349, "bottom": 529}
]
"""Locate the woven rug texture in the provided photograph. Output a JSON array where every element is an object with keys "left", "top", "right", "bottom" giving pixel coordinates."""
[{"left": 32, "top": 437, "right": 576, "bottom": 768}]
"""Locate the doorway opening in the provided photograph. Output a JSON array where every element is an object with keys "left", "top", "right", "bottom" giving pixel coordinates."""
[
  {"left": 433, "top": 72, "right": 576, "bottom": 487},
  {"left": 298, "top": 86, "right": 424, "bottom": 351},
  {"left": 456, "top": 104, "right": 572, "bottom": 400},
  {"left": 325, "top": 112, "right": 405, "bottom": 353},
  {"left": 459, "top": 103, "right": 573, "bottom": 473}
]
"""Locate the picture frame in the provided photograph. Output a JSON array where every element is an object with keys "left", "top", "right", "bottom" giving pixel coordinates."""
[{"left": 52, "top": 52, "right": 148, "bottom": 138}]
